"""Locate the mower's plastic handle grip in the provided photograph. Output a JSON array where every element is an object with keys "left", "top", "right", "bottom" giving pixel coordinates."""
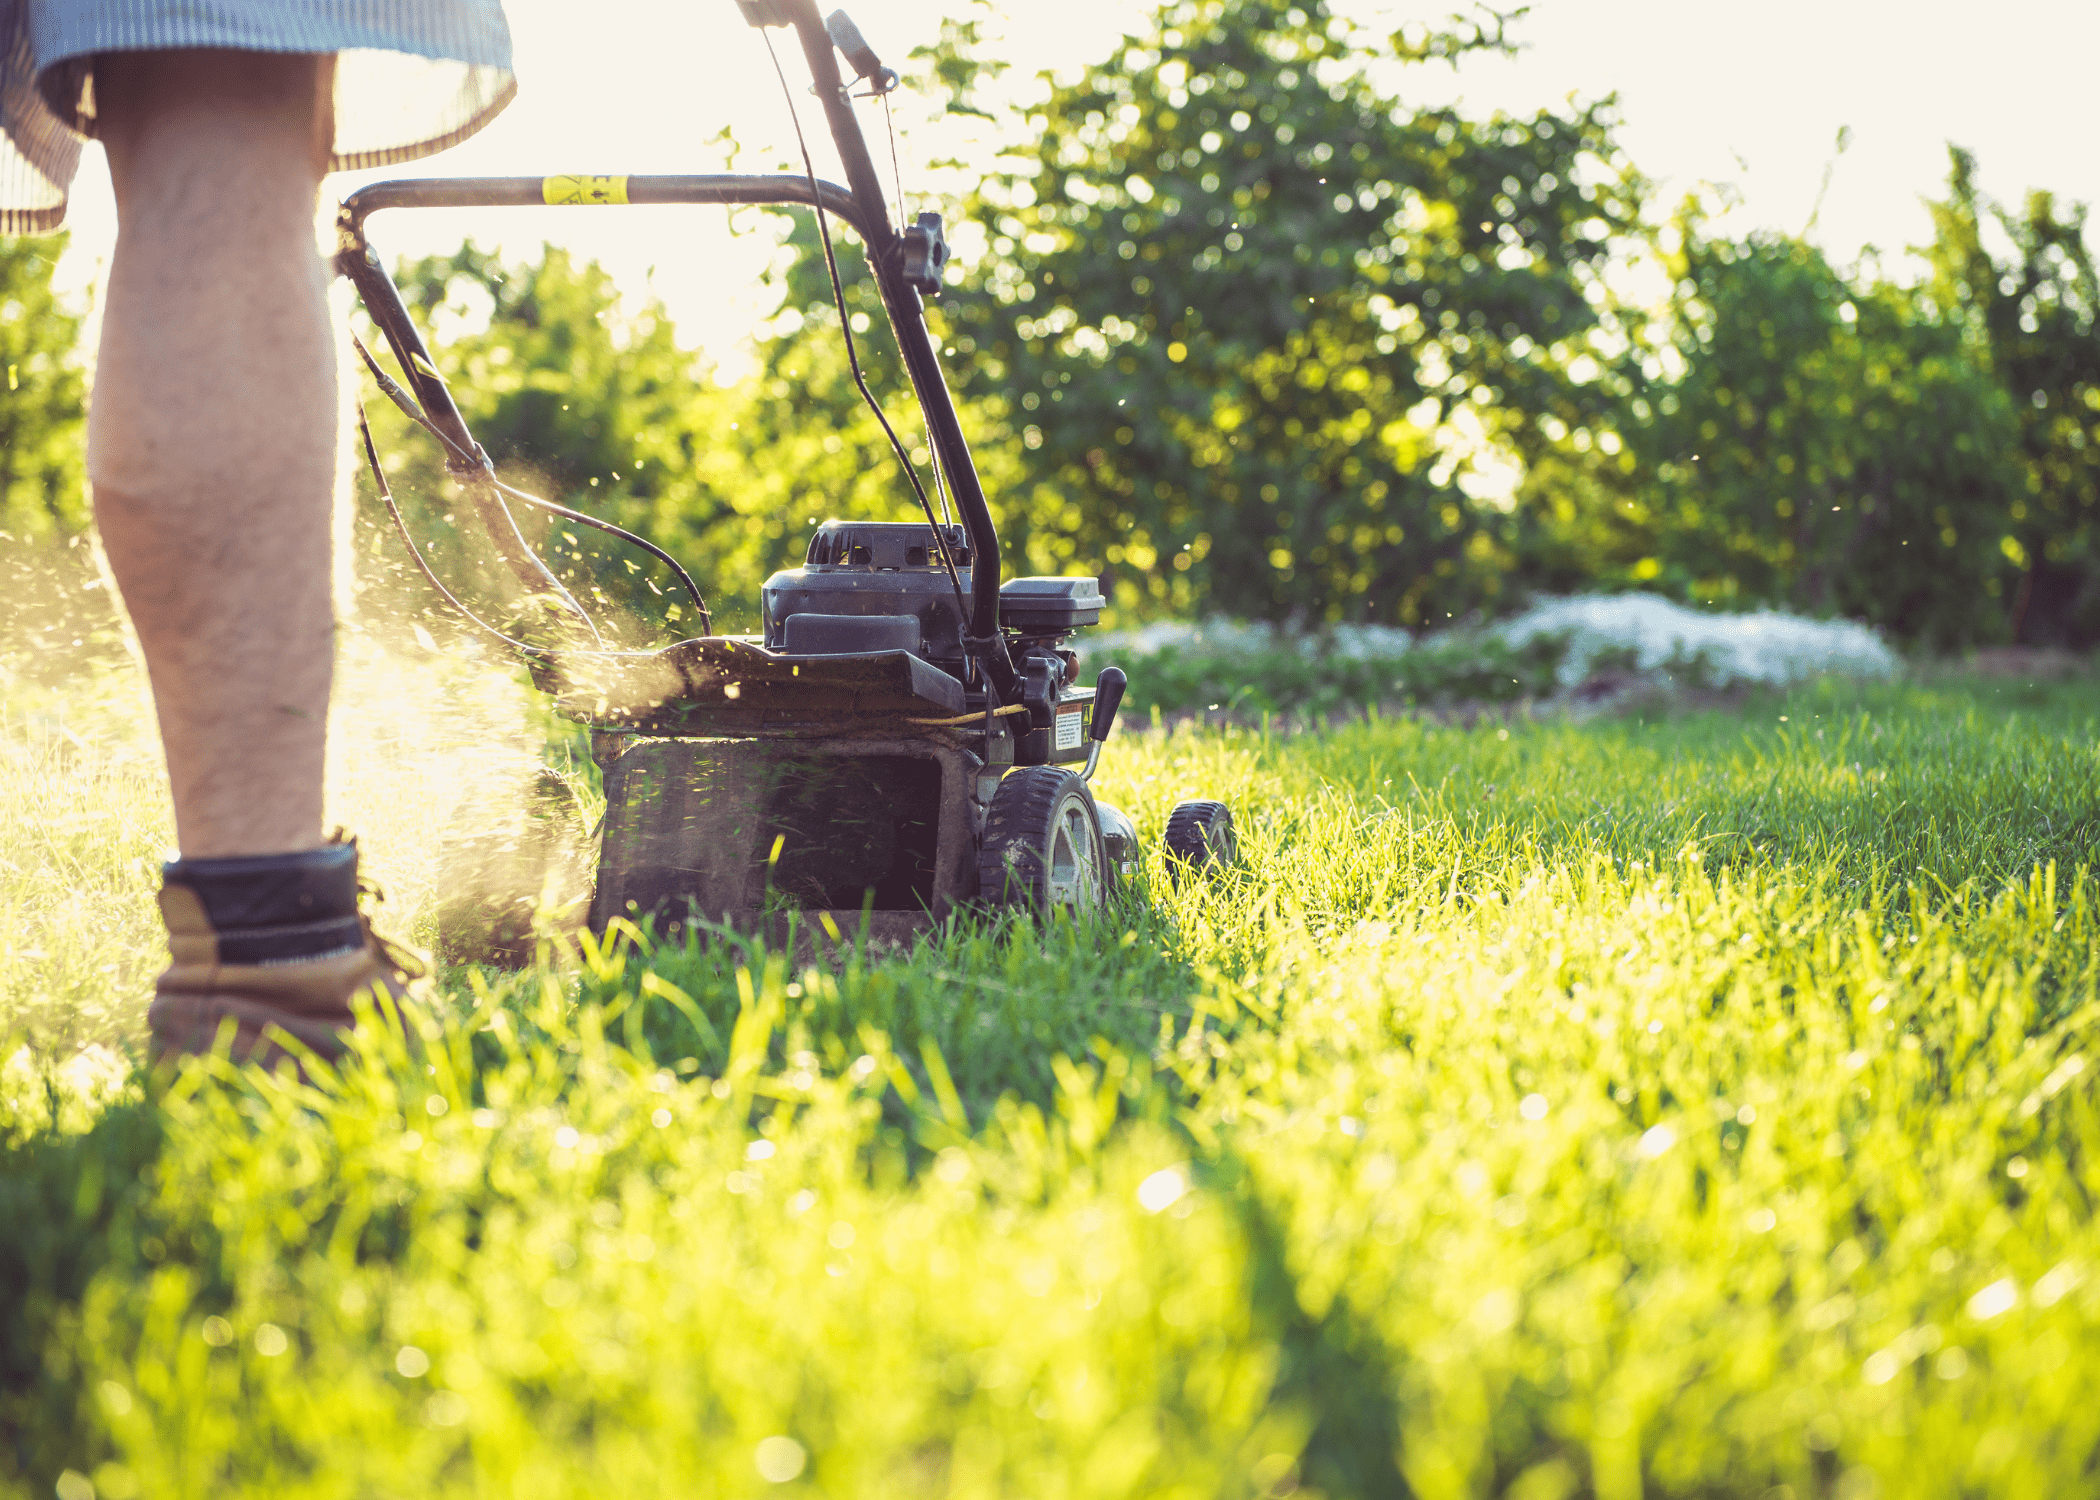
[{"left": 1090, "top": 667, "right": 1127, "bottom": 742}]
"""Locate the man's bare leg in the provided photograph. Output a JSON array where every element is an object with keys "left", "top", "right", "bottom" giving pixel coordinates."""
[
  {"left": 90, "top": 49, "right": 338, "bottom": 858},
  {"left": 88, "top": 50, "right": 415, "bottom": 1069}
]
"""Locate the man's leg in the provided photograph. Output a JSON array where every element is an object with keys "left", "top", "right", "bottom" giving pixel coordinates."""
[
  {"left": 90, "top": 50, "right": 418, "bottom": 1066},
  {"left": 91, "top": 48, "right": 337, "bottom": 859}
]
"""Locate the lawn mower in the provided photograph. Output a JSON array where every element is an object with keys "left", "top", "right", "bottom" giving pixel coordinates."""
[{"left": 336, "top": 0, "right": 1237, "bottom": 951}]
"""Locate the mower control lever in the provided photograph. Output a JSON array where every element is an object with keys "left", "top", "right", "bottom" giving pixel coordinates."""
[
  {"left": 1081, "top": 666, "right": 1127, "bottom": 781},
  {"left": 825, "top": 9, "right": 898, "bottom": 93}
]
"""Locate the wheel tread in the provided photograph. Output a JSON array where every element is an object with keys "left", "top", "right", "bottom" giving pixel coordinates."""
[
  {"left": 1163, "top": 798, "right": 1236, "bottom": 870},
  {"left": 980, "top": 767, "right": 1060, "bottom": 907},
  {"left": 979, "top": 766, "right": 1102, "bottom": 912}
]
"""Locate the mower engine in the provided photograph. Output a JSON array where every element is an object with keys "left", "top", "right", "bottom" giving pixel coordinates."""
[
  {"left": 573, "top": 519, "right": 1146, "bottom": 947},
  {"left": 762, "top": 520, "right": 1103, "bottom": 764}
]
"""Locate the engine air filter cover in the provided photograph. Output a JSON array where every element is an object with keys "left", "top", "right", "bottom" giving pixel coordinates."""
[{"left": 762, "top": 520, "right": 972, "bottom": 662}]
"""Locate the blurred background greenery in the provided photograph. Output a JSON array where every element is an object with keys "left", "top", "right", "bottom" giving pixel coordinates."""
[{"left": 4, "top": 0, "right": 2097, "bottom": 652}]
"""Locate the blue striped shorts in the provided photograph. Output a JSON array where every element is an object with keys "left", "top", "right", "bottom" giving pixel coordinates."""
[{"left": 1, "top": 0, "right": 514, "bottom": 233}]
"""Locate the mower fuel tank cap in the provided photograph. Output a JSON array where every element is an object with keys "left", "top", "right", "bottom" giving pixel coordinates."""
[{"left": 998, "top": 576, "right": 1103, "bottom": 634}]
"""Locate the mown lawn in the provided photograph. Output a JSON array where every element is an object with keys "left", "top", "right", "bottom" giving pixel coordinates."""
[{"left": 4, "top": 664, "right": 2099, "bottom": 1499}]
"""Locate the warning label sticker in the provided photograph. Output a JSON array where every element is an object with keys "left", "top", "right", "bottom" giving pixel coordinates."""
[
  {"left": 542, "top": 175, "right": 629, "bottom": 205},
  {"left": 1055, "top": 710, "right": 1084, "bottom": 751}
]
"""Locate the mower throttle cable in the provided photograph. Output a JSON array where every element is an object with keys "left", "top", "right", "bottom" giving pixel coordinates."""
[
  {"left": 761, "top": 28, "right": 974, "bottom": 648},
  {"left": 882, "top": 96, "right": 908, "bottom": 230},
  {"left": 356, "top": 399, "right": 702, "bottom": 665},
  {"left": 349, "top": 329, "right": 714, "bottom": 642}
]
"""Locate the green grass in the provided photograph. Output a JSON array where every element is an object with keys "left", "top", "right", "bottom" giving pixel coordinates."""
[{"left": 5, "top": 665, "right": 2100, "bottom": 1499}]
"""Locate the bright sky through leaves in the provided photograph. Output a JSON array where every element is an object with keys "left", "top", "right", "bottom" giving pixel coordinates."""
[{"left": 49, "top": 0, "right": 2100, "bottom": 364}]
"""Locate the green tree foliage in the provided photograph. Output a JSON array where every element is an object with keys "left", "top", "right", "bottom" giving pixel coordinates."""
[
  {"left": 740, "top": 217, "right": 969, "bottom": 564},
  {"left": 1922, "top": 149, "right": 2100, "bottom": 645},
  {"left": 343, "top": 24, "right": 2100, "bottom": 655},
  {"left": 360, "top": 243, "right": 751, "bottom": 637},
  {"left": 0, "top": 233, "right": 112, "bottom": 675},
  {"left": 1521, "top": 219, "right": 2025, "bottom": 647},
  {"left": 917, "top": 0, "right": 1640, "bottom": 625},
  {"left": 358, "top": 234, "right": 954, "bottom": 638},
  {"left": 0, "top": 234, "right": 87, "bottom": 541},
  {"left": 737, "top": 0, "right": 1644, "bottom": 623}
]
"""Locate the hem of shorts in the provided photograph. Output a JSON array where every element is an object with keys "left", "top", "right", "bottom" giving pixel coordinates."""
[
  {"left": 0, "top": 202, "right": 71, "bottom": 234},
  {"left": 35, "top": 33, "right": 513, "bottom": 73},
  {"left": 329, "top": 74, "right": 517, "bottom": 173},
  {"left": 32, "top": 40, "right": 515, "bottom": 142},
  {"left": 2, "top": 71, "right": 516, "bottom": 231}
]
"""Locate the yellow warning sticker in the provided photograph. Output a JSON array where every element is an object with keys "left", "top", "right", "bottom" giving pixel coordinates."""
[{"left": 542, "top": 175, "right": 629, "bottom": 206}]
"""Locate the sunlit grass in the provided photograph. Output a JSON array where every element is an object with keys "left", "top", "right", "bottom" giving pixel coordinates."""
[
  {"left": 4, "top": 663, "right": 2099, "bottom": 1497},
  {"left": 0, "top": 654, "right": 164, "bottom": 1049},
  {"left": 0, "top": 627, "right": 567, "bottom": 1048}
]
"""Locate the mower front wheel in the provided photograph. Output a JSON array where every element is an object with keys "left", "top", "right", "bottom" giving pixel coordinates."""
[
  {"left": 979, "top": 767, "right": 1107, "bottom": 916},
  {"left": 1164, "top": 799, "right": 1237, "bottom": 874}
]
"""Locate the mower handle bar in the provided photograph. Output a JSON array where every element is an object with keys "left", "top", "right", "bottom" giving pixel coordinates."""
[{"left": 338, "top": 173, "right": 874, "bottom": 242}]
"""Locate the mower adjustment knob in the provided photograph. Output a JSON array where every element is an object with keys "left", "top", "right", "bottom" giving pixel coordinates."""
[
  {"left": 901, "top": 213, "right": 949, "bottom": 296},
  {"left": 1080, "top": 666, "right": 1125, "bottom": 781}
]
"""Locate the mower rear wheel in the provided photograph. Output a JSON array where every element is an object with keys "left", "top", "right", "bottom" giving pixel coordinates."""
[
  {"left": 1163, "top": 799, "right": 1237, "bottom": 873},
  {"left": 979, "top": 767, "right": 1106, "bottom": 916}
]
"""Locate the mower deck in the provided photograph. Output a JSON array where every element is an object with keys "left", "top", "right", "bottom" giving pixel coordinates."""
[
  {"left": 548, "top": 638, "right": 969, "bottom": 736},
  {"left": 587, "top": 734, "right": 981, "bottom": 931}
]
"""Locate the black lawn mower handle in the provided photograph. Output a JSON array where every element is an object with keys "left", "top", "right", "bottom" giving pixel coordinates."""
[{"left": 333, "top": 0, "right": 1013, "bottom": 692}]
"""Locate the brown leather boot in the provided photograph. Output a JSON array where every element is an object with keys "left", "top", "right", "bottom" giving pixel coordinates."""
[{"left": 147, "top": 838, "right": 427, "bottom": 1072}]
